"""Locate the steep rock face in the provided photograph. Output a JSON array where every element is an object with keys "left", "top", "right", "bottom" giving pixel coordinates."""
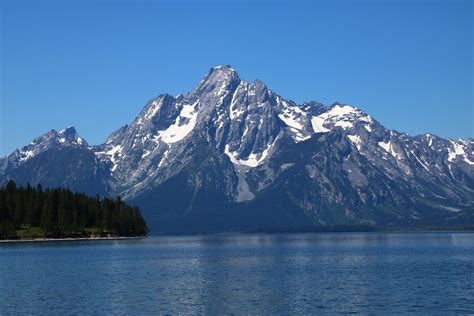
[
  {"left": 1, "top": 65, "right": 473, "bottom": 233},
  {"left": 92, "top": 66, "right": 304, "bottom": 200}
]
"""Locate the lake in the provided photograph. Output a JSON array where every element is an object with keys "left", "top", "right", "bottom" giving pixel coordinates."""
[{"left": 1, "top": 232, "right": 473, "bottom": 314}]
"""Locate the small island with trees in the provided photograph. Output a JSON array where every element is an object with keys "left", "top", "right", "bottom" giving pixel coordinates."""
[{"left": 0, "top": 180, "right": 148, "bottom": 241}]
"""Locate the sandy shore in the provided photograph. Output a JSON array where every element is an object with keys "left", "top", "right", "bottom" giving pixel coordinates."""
[{"left": 0, "top": 236, "right": 146, "bottom": 244}]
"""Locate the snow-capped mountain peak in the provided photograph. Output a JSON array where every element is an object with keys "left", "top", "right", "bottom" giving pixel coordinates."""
[
  {"left": 92, "top": 67, "right": 394, "bottom": 183},
  {"left": 57, "top": 126, "right": 87, "bottom": 146},
  {"left": 1, "top": 126, "right": 87, "bottom": 170},
  {"left": 192, "top": 65, "right": 240, "bottom": 97},
  {"left": 3, "top": 66, "right": 473, "bottom": 234}
]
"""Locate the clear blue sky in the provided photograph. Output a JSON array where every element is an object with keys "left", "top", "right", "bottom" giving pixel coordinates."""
[{"left": 0, "top": 0, "right": 472, "bottom": 156}]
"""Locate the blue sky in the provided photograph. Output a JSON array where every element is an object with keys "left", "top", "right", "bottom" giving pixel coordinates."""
[{"left": 0, "top": 0, "right": 472, "bottom": 156}]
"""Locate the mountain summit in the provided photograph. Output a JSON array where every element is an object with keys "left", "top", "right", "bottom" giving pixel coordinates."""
[{"left": 2, "top": 66, "right": 473, "bottom": 233}]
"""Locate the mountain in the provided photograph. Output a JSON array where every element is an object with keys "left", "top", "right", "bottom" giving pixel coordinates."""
[
  {"left": 2, "top": 65, "right": 473, "bottom": 233},
  {"left": 0, "top": 127, "right": 111, "bottom": 196}
]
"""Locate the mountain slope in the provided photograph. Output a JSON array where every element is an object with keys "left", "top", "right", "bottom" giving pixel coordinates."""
[
  {"left": 1, "top": 66, "right": 473, "bottom": 233},
  {"left": 0, "top": 127, "right": 112, "bottom": 196}
]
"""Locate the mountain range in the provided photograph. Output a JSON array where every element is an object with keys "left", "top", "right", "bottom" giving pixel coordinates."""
[{"left": 2, "top": 65, "right": 473, "bottom": 233}]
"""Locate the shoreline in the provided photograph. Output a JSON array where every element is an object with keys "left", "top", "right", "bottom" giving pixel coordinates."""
[
  {"left": 3, "top": 228, "right": 474, "bottom": 243},
  {"left": 152, "top": 227, "right": 474, "bottom": 237},
  {"left": 0, "top": 236, "right": 147, "bottom": 244}
]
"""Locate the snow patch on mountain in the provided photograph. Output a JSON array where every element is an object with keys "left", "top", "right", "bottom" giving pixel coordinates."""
[
  {"left": 278, "top": 103, "right": 305, "bottom": 130},
  {"left": 311, "top": 116, "right": 330, "bottom": 133},
  {"left": 330, "top": 105, "right": 357, "bottom": 116},
  {"left": 347, "top": 135, "right": 362, "bottom": 151},
  {"left": 309, "top": 105, "right": 372, "bottom": 134},
  {"left": 18, "top": 150, "right": 35, "bottom": 163},
  {"left": 278, "top": 102, "right": 312, "bottom": 142},
  {"left": 159, "top": 101, "right": 199, "bottom": 144},
  {"left": 448, "top": 141, "right": 474, "bottom": 165},
  {"left": 411, "top": 151, "right": 431, "bottom": 171},
  {"left": 143, "top": 100, "right": 161, "bottom": 120},
  {"left": 225, "top": 142, "right": 272, "bottom": 168},
  {"left": 378, "top": 140, "right": 403, "bottom": 160},
  {"left": 99, "top": 144, "right": 124, "bottom": 172}
]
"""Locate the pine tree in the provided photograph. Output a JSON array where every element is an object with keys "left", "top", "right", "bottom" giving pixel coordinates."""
[{"left": 0, "top": 181, "right": 148, "bottom": 239}]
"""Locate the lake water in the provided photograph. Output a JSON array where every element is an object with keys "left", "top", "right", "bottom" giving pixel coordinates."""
[{"left": 1, "top": 232, "right": 473, "bottom": 314}]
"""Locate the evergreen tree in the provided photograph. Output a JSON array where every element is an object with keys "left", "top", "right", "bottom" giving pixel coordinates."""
[{"left": 0, "top": 181, "right": 148, "bottom": 239}]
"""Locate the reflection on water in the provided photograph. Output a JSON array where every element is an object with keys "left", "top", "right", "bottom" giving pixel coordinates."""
[{"left": 1, "top": 232, "right": 474, "bottom": 314}]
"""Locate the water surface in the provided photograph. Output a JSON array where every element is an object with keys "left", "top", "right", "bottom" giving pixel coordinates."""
[{"left": 1, "top": 232, "right": 473, "bottom": 314}]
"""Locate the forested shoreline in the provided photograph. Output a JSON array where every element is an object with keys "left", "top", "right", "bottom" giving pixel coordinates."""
[{"left": 0, "top": 180, "right": 148, "bottom": 239}]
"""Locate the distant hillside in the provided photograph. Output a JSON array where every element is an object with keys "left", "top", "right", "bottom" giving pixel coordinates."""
[{"left": 0, "top": 180, "right": 148, "bottom": 239}]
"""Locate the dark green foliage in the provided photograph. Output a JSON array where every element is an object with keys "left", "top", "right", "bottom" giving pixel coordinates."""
[{"left": 0, "top": 180, "right": 148, "bottom": 239}]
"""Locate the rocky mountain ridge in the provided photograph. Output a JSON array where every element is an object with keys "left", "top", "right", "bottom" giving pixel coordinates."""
[{"left": 2, "top": 65, "right": 473, "bottom": 233}]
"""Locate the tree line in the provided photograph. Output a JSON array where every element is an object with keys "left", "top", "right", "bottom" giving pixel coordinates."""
[{"left": 0, "top": 180, "right": 148, "bottom": 239}]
